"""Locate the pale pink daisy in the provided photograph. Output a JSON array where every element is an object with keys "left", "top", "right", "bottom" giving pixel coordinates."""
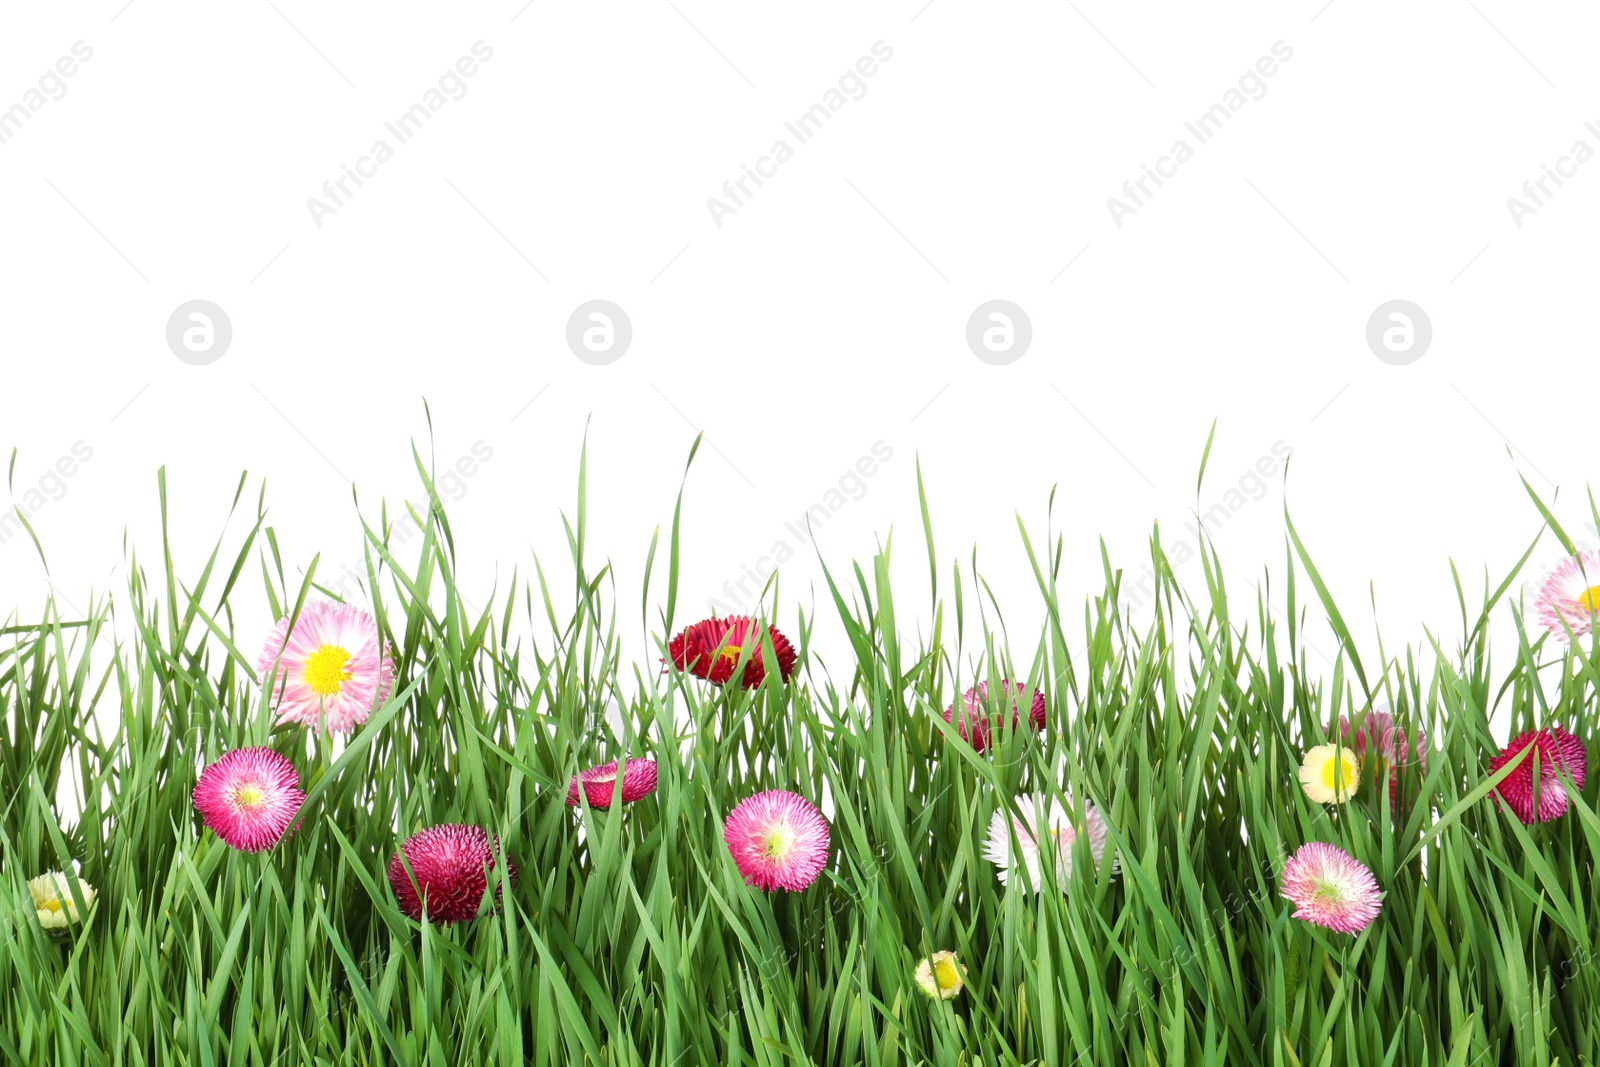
[
  {"left": 723, "top": 790, "right": 830, "bottom": 892},
  {"left": 566, "top": 758, "right": 658, "bottom": 808},
  {"left": 1489, "top": 726, "right": 1588, "bottom": 823},
  {"left": 1338, "top": 708, "right": 1428, "bottom": 806},
  {"left": 257, "top": 601, "right": 394, "bottom": 733},
  {"left": 192, "top": 748, "right": 305, "bottom": 852},
  {"left": 1536, "top": 550, "right": 1600, "bottom": 638},
  {"left": 1279, "top": 843, "right": 1383, "bottom": 934},
  {"left": 982, "top": 797, "right": 1115, "bottom": 892}
]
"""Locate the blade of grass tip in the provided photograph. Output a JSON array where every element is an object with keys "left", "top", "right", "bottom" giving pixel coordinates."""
[
  {"left": 916, "top": 455, "right": 938, "bottom": 606},
  {"left": 666, "top": 433, "right": 703, "bottom": 635},
  {"left": 1519, "top": 470, "right": 1577, "bottom": 557},
  {"left": 641, "top": 524, "right": 660, "bottom": 635},
  {"left": 1467, "top": 526, "right": 1543, "bottom": 649},
  {"left": 1284, "top": 504, "right": 1371, "bottom": 700},
  {"left": 8, "top": 504, "right": 50, "bottom": 572},
  {"left": 1197, "top": 416, "right": 1219, "bottom": 498}
]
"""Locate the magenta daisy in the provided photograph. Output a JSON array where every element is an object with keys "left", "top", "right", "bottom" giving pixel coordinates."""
[
  {"left": 943, "top": 679, "right": 1047, "bottom": 753},
  {"left": 257, "top": 601, "right": 395, "bottom": 734},
  {"left": 723, "top": 790, "right": 830, "bottom": 892},
  {"left": 1536, "top": 550, "right": 1600, "bottom": 638},
  {"left": 1279, "top": 843, "right": 1383, "bottom": 934},
  {"left": 982, "top": 796, "right": 1114, "bottom": 891},
  {"left": 387, "top": 824, "right": 518, "bottom": 924},
  {"left": 1488, "top": 726, "right": 1588, "bottom": 823},
  {"left": 192, "top": 748, "right": 305, "bottom": 852},
  {"left": 566, "top": 758, "right": 658, "bottom": 808}
]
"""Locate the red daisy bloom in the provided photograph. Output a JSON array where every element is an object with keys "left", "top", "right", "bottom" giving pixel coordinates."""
[
  {"left": 1489, "top": 727, "right": 1588, "bottom": 824},
  {"left": 386, "top": 824, "right": 518, "bottom": 924},
  {"left": 944, "top": 680, "right": 1047, "bottom": 753},
  {"left": 668, "top": 616, "right": 797, "bottom": 688},
  {"left": 566, "top": 758, "right": 658, "bottom": 808}
]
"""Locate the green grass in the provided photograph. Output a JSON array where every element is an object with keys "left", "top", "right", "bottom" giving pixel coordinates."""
[{"left": 1, "top": 439, "right": 1597, "bottom": 1065}]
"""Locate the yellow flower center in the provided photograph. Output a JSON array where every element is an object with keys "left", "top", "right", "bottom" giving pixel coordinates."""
[
  {"left": 234, "top": 784, "right": 264, "bottom": 809},
  {"left": 934, "top": 959, "right": 961, "bottom": 990},
  {"left": 40, "top": 898, "right": 62, "bottom": 914},
  {"left": 1578, "top": 586, "right": 1600, "bottom": 612},
  {"left": 763, "top": 826, "right": 794, "bottom": 859},
  {"left": 1321, "top": 752, "right": 1358, "bottom": 792},
  {"left": 720, "top": 644, "right": 742, "bottom": 663},
  {"left": 303, "top": 645, "right": 353, "bottom": 696}
]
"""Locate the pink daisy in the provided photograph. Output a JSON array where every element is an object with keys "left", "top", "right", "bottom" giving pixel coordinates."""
[
  {"left": 723, "top": 790, "right": 830, "bottom": 892},
  {"left": 566, "top": 758, "right": 658, "bottom": 808},
  {"left": 257, "top": 601, "right": 395, "bottom": 734},
  {"left": 1536, "top": 551, "right": 1600, "bottom": 638},
  {"left": 1489, "top": 726, "right": 1588, "bottom": 823},
  {"left": 982, "top": 797, "right": 1114, "bottom": 891},
  {"left": 944, "top": 679, "right": 1047, "bottom": 753},
  {"left": 192, "top": 748, "right": 305, "bottom": 852},
  {"left": 387, "top": 824, "right": 518, "bottom": 925},
  {"left": 1279, "top": 843, "right": 1383, "bottom": 934},
  {"left": 1339, "top": 709, "right": 1427, "bottom": 805}
]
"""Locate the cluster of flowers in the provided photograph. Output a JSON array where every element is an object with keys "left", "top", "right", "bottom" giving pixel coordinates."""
[
  {"left": 1291, "top": 708, "right": 1589, "bottom": 933},
  {"left": 1273, "top": 565, "right": 1599, "bottom": 936},
  {"left": 175, "top": 609, "right": 816, "bottom": 925},
  {"left": 25, "top": 558, "right": 1598, "bottom": 988}
]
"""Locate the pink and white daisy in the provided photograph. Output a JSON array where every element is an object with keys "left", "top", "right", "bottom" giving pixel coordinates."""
[
  {"left": 982, "top": 796, "right": 1114, "bottom": 891},
  {"left": 257, "top": 601, "right": 394, "bottom": 734},
  {"left": 944, "top": 679, "right": 1047, "bottom": 753},
  {"left": 1279, "top": 843, "right": 1383, "bottom": 934},
  {"left": 192, "top": 748, "right": 305, "bottom": 852},
  {"left": 1536, "top": 551, "right": 1600, "bottom": 638},
  {"left": 1488, "top": 726, "right": 1588, "bottom": 823},
  {"left": 387, "top": 824, "right": 518, "bottom": 924},
  {"left": 723, "top": 790, "right": 830, "bottom": 892},
  {"left": 566, "top": 758, "right": 658, "bottom": 808}
]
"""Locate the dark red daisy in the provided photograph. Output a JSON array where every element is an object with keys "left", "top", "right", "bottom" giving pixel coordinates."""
[
  {"left": 668, "top": 616, "right": 797, "bottom": 688},
  {"left": 386, "top": 824, "right": 518, "bottom": 924},
  {"left": 944, "top": 680, "right": 1046, "bottom": 753},
  {"left": 1489, "top": 726, "right": 1588, "bottom": 824}
]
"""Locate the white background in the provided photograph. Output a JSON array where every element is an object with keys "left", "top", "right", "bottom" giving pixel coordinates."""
[{"left": 2, "top": 1, "right": 1596, "bottom": 690}]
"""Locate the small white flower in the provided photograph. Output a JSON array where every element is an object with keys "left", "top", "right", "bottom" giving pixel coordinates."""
[
  {"left": 983, "top": 796, "right": 1114, "bottom": 892},
  {"left": 28, "top": 869, "right": 96, "bottom": 929},
  {"left": 914, "top": 951, "right": 967, "bottom": 1000}
]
